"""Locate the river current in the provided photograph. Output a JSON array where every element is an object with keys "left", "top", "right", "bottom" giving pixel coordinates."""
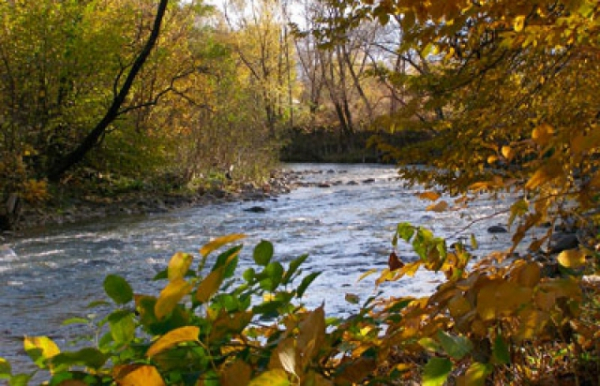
[{"left": 0, "top": 163, "right": 519, "bottom": 373}]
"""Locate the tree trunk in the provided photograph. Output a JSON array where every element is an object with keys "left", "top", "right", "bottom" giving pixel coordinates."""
[{"left": 47, "top": 0, "right": 169, "bottom": 182}]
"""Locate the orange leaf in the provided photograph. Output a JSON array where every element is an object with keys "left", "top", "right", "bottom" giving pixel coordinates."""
[
  {"left": 426, "top": 200, "right": 449, "bottom": 212},
  {"left": 532, "top": 123, "right": 554, "bottom": 146},
  {"left": 418, "top": 191, "right": 441, "bottom": 201},
  {"left": 146, "top": 326, "right": 200, "bottom": 358},
  {"left": 221, "top": 359, "right": 252, "bottom": 386}
]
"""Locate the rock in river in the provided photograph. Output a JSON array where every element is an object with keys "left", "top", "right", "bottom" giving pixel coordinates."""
[
  {"left": 244, "top": 206, "right": 267, "bottom": 213},
  {"left": 487, "top": 225, "right": 508, "bottom": 233}
]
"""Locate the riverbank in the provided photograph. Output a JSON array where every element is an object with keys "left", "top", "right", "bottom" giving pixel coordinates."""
[
  {"left": 2, "top": 170, "right": 303, "bottom": 238},
  {"left": 2, "top": 165, "right": 393, "bottom": 239}
]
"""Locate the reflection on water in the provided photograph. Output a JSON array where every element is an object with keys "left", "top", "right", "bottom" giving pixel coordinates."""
[{"left": 0, "top": 163, "right": 525, "bottom": 371}]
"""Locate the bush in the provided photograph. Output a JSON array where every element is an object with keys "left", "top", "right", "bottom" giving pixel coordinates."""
[{"left": 1, "top": 231, "right": 598, "bottom": 385}]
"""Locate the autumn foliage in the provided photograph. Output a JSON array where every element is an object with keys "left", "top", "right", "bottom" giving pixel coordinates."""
[{"left": 2, "top": 0, "right": 600, "bottom": 385}]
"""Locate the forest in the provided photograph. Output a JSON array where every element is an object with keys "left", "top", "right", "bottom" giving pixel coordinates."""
[{"left": 1, "top": 0, "right": 600, "bottom": 385}]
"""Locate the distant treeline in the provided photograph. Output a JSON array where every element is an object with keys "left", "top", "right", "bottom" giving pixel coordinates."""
[{"left": 281, "top": 127, "right": 431, "bottom": 164}]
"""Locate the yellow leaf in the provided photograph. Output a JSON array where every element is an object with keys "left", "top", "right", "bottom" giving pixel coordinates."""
[
  {"left": 448, "top": 295, "right": 472, "bottom": 319},
  {"left": 401, "top": 261, "right": 421, "bottom": 277},
  {"left": 221, "top": 359, "right": 252, "bottom": 386},
  {"left": 515, "top": 309, "right": 549, "bottom": 342},
  {"left": 200, "top": 234, "right": 246, "bottom": 258},
  {"left": 458, "top": 362, "right": 491, "bottom": 386},
  {"left": 571, "top": 128, "right": 600, "bottom": 154},
  {"left": 195, "top": 268, "right": 224, "bottom": 303},
  {"left": 24, "top": 336, "right": 60, "bottom": 360},
  {"left": 118, "top": 365, "right": 165, "bottom": 386},
  {"left": 357, "top": 268, "right": 377, "bottom": 282},
  {"left": 155, "top": 279, "right": 193, "bottom": 320},
  {"left": 426, "top": 200, "right": 449, "bottom": 212},
  {"left": 516, "top": 262, "right": 541, "bottom": 288},
  {"left": 514, "top": 15, "right": 526, "bottom": 32},
  {"left": 532, "top": 123, "right": 554, "bottom": 146},
  {"left": 501, "top": 145, "right": 513, "bottom": 161},
  {"left": 487, "top": 155, "right": 498, "bottom": 164},
  {"left": 146, "top": 326, "right": 200, "bottom": 358},
  {"left": 248, "top": 369, "right": 290, "bottom": 386},
  {"left": 168, "top": 252, "right": 193, "bottom": 282},
  {"left": 557, "top": 249, "right": 586, "bottom": 268},
  {"left": 476, "top": 281, "right": 532, "bottom": 320},
  {"left": 468, "top": 182, "right": 490, "bottom": 192},
  {"left": 524, "top": 160, "right": 563, "bottom": 190},
  {"left": 418, "top": 191, "right": 441, "bottom": 201}
]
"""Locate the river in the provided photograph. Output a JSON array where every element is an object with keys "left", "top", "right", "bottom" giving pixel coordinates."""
[{"left": 0, "top": 163, "right": 518, "bottom": 373}]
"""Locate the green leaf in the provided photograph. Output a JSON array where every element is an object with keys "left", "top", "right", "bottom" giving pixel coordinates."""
[
  {"left": 422, "top": 357, "right": 452, "bottom": 386},
  {"left": 212, "top": 246, "right": 242, "bottom": 279},
  {"left": 243, "top": 268, "right": 256, "bottom": 282},
  {"left": 0, "top": 357, "right": 11, "bottom": 378},
  {"left": 254, "top": 240, "right": 274, "bottom": 266},
  {"left": 493, "top": 335, "right": 510, "bottom": 365},
  {"left": 259, "top": 262, "right": 284, "bottom": 291},
  {"left": 248, "top": 369, "right": 290, "bottom": 386},
  {"left": 436, "top": 331, "right": 473, "bottom": 360},
  {"left": 282, "top": 254, "right": 309, "bottom": 284},
  {"left": 7, "top": 373, "right": 32, "bottom": 386},
  {"left": 470, "top": 234, "right": 478, "bottom": 250},
  {"left": 297, "top": 272, "right": 320, "bottom": 298},
  {"left": 397, "top": 223, "right": 415, "bottom": 242},
  {"left": 50, "top": 348, "right": 108, "bottom": 370},
  {"left": 108, "top": 310, "right": 136, "bottom": 345},
  {"left": 61, "top": 317, "right": 90, "bottom": 326},
  {"left": 103, "top": 275, "right": 133, "bottom": 305}
]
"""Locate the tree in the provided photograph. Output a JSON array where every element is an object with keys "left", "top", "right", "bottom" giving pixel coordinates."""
[
  {"left": 46, "top": 0, "right": 169, "bottom": 181},
  {"left": 222, "top": 0, "right": 298, "bottom": 138}
]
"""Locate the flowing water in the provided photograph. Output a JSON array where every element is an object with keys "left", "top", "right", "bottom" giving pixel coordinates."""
[{"left": 0, "top": 163, "right": 522, "bottom": 373}]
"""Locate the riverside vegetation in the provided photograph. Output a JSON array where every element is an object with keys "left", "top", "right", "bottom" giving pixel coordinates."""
[{"left": 3, "top": 0, "right": 600, "bottom": 384}]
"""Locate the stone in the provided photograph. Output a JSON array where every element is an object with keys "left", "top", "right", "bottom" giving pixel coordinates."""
[
  {"left": 0, "top": 245, "right": 17, "bottom": 259},
  {"left": 548, "top": 233, "right": 579, "bottom": 254},
  {"left": 487, "top": 225, "right": 508, "bottom": 233},
  {"left": 244, "top": 206, "right": 267, "bottom": 213}
]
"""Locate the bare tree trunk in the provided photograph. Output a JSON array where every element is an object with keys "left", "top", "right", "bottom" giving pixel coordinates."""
[{"left": 47, "top": 0, "right": 169, "bottom": 182}]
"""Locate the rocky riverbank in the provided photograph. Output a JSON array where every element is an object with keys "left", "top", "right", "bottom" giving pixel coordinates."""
[
  {"left": 1, "top": 166, "right": 404, "bottom": 240},
  {"left": 2, "top": 170, "right": 304, "bottom": 238}
]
